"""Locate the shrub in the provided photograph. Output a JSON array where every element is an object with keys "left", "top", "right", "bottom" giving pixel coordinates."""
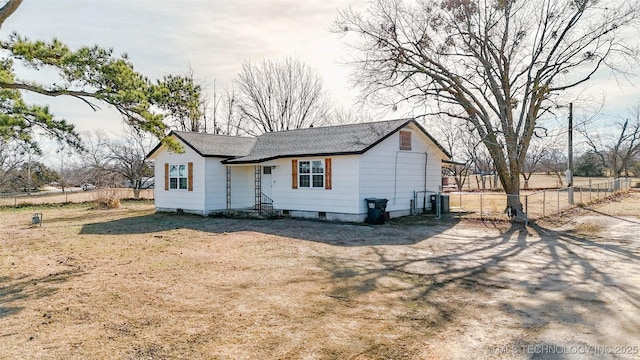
[{"left": 93, "top": 189, "right": 121, "bottom": 209}]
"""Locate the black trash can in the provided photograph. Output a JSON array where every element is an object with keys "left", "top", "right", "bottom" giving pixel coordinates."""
[{"left": 365, "top": 198, "right": 388, "bottom": 224}]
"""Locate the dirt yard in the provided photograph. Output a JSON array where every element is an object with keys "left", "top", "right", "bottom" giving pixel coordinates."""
[{"left": 1, "top": 194, "right": 639, "bottom": 359}]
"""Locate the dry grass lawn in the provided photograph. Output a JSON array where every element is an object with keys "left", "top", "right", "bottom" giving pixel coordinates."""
[{"left": 1, "top": 195, "right": 640, "bottom": 359}]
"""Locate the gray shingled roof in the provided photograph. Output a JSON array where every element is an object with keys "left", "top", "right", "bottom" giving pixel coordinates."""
[
  {"left": 148, "top": 119, "right": 450, "bottom": 162},
  {"left": 173, "top": 131, "right": 257, "bottom": 158},
  {"left": 224, "top": 118, "right": 449, "bottom": 163}
]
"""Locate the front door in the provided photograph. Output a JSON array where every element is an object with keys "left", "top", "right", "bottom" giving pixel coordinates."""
[{"left": 262, "top": 166, "right": 273, "bottom": 198}]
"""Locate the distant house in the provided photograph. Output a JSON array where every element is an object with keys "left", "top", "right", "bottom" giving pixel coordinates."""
[{"left": 146, "top": 118, "right": 451, "bottom": 222}]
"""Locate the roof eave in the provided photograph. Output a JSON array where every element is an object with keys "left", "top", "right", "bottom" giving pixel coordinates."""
[
  {"left": 146, "top": 131, "right": 178, "bottom": 160},
  {"left": 222, "top": 150, "right": 366, "bottom": 164},
  {"left": 357, "top": 118, "right": 413, "bottom": 155},
  {"left": 407, "top": 119, "right": 452, "bottom": 159},
  {"left": 147, "top": 131, "right": 254, "bottom": 159},
  {"left": 172, "top": 132, "right": 208, "bottom": 157},
  {"left": 442, "top": 159, "right": 466, "bottom": 166}
]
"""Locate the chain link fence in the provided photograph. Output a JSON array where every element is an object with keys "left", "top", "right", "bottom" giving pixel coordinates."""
[
  {"left": 0, "top": 188, "right": 154, "bottom": 207},
  {"left": 444, "top": 178, "right": 633, "bottom": 221}
]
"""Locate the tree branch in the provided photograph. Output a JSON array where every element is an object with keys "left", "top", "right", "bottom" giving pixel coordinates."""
[{"left": 0, "top": 0, "right": 22, "bottom": 29}]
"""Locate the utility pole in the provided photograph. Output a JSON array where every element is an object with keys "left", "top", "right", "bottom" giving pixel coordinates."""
[{"left": 568, "top": 102, "right": 574, "bottom": 204}]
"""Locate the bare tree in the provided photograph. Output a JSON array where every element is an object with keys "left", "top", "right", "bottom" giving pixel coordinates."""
[
  {"left": 0, "top": 0, "right": 22, "bottom": 29},
  {"left": 539, "top": 148, "right": 568, "bottom": 187},
  {"left": 334, "top": 0, "right": 640, "bottom": 214},
  {"left": 468, "top": 142, "right": 496, "bottom": 191},
  {"left": 331, "top": 105, "right": 379, "bottom": 125},
  {"left": 208, "top": 85, "right": 244, "bottom": 136},
  {"left": 234, "top": 57, "right": 330, "bottom": 135},
  {"left": 521, "top": 134, "right": 554, "bottom": 189},
  {"left": 51, "top": 149, "right": 80, "bottom": 192},
  {"left": 426, "top": 117, "right": 475, "bottom": 190},
  {"left": 521, "top": 146, "right": 546, "bottom": 190},
  {"left": 15, "top": 144, "right": 41, "bottom": 194},
  {"left": 0, "top": 138, "right": 23, "bottom": 191},
  {"left": 581, "top": 104, "right": 640, "bottom": 177},
  {"left": 106, "top": 130, "right": 155, "bottom": 199},
  {"left": 80, "top": 131, "right": 115, "bottom": 187}
]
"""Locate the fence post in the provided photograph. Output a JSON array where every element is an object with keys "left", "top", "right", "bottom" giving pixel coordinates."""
[
  {"left": 412, "top": 191, "right": 416, "bottom": 215},
  {"left": 543, "top": 190, "right": 546, "bottom": 217},
  {"left": 480, "top": 193, "right": 483, "bottom": 217},
  {"left": 579, "top": 186, "right": 582, "bottom": 204},
  {"left": 524, "top": 195, "right": 528, "bottom": 225},
  {"left": 589, "top": 179, "right": 592, "bottom": 202},
  {"left": 557, "top": 189, "right": 560, "bottom": 214},
  {"left": 436, "top": 188, "right": 442, "bottom": 220}
]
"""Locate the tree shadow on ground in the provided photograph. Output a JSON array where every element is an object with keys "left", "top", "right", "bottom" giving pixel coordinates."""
[
  {"left": 76, "top": 206, "right": 640, "bottom": 356},
  {"left": 79, "top": 211, "right": 462, "bottom": 246},
  {"left": 0, "top": 269, "right": 84, "bottom": 319},
  {"left": 582, "top": 208, "right": 640, "bottom": 224},
  {"left": 312, "top": 217, "right": 640, "bottom": 356}
]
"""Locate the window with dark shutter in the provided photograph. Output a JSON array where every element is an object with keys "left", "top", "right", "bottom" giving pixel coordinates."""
[
  {"left": 297, "top": 159, "right": 325, "bottom": 188},
  {"left": 167, "top": 164, "right": 189, "bottom": 190}
]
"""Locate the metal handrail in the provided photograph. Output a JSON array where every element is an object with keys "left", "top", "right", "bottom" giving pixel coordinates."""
[{"left": 259, "top": 192, "right": 274, "bottom": 216}]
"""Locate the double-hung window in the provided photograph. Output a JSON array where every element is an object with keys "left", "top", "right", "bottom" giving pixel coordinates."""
[
  {"left": 292, "top": 158, "right": 331, "bottom": 190},
  {"left": 299, "top": 160, "right": 324, "bottom": 188},
  {"left": 169, "top": 164, "right": 188, "bottom": 190}
]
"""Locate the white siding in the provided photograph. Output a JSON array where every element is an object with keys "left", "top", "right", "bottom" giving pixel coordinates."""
[
  {"left": 203, "top": 158, "right": 229, "bottom": 213},
  {"left": 151, "top": 122, "right": 446, "bottom": 220},
  {"left": 269, "top": 155, "right": 360, "bottom": 214},
  {"left": 359, "top": 123, "right": 445, "bottom": 216},
  {"left": 229, "top": 166, "right": 255, "bottom": 209},
  {"left": 152, "top": 142, "right": 206, "bottom": 215}
]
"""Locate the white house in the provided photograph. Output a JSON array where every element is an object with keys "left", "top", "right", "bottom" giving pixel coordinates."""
[{"left": 146, "top": 118, "right": 451, "bottom": 222}]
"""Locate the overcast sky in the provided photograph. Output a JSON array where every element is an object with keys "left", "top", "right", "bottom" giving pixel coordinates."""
[
  {"left": 2, "top": 0, "right": 640, "bottom": 137},
  {"left": 3, "top": 0, "right": 368, "bottom": 135}
]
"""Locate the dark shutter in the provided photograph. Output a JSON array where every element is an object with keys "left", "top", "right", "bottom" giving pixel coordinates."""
[
  {"left": 187, "top": 162, "right": 193, "bottom": 191},
  {"left": 292, "top": 159, "right": 298, "bottom": 189},
  {"left": 325, "top": 158, "right": 332, "bottom": 190},
  {"left": 164, "top": 163, "right": 169, "bottom": 191}
]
